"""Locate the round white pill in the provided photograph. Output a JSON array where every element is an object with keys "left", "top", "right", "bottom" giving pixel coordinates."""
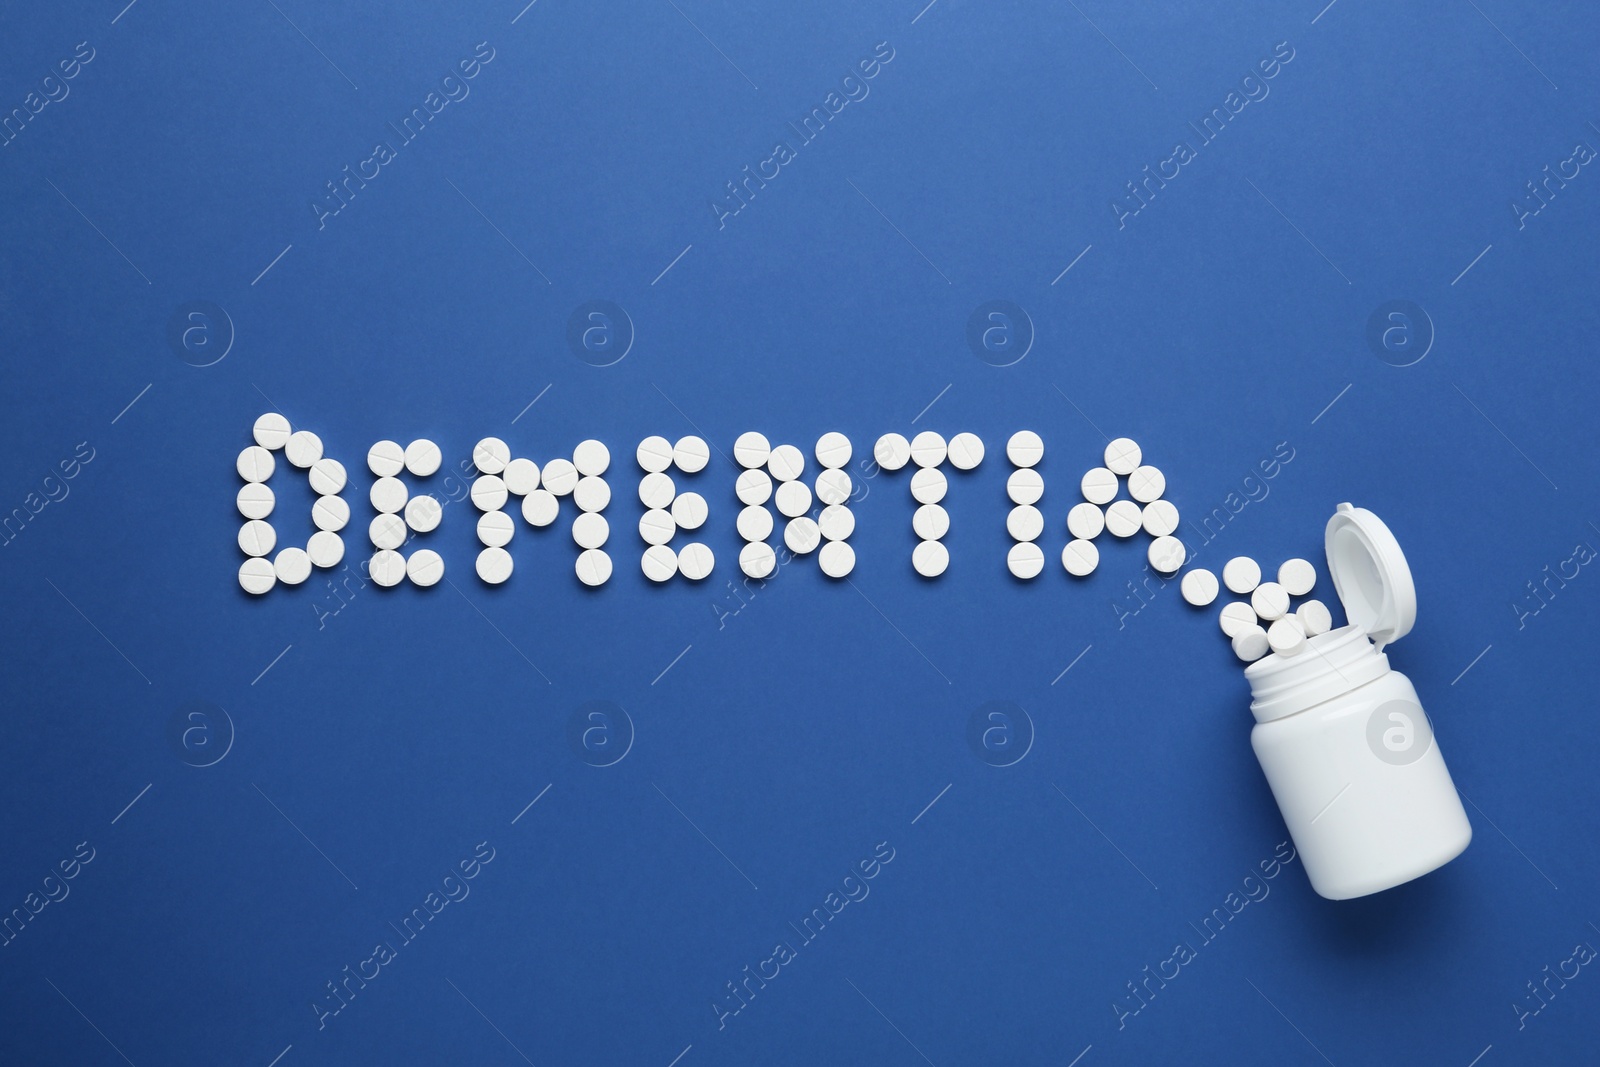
[
  {"left": 740, "top": 541, "right": 776, "bottom": 579},
  {"left": 469, "top": 475, "right": 507, "bottom": 512},
  {"left": 1268, "top": 616, "right": 1305, "bottom": 656},
  {"left": 475, "top": 546, "right": 513, "bottom": 585},
  {"left": 910, "top": 467, "right": 947, "bottom": 505},
  {"left": 1222, "top": 557, "right": 1261, "bottom": 594},
  {"left": 502, "top": 457, "right": 539, "bottom": 496},
  {"left": 775, "top": 480, "right": 812, "bottom": 518},
  {"left": 313, "top": 495, "right": 350, "bottom": 532},
  {"left": 1007, "top": 468, "right": 1044, "bottom": 506},
  {"left": 736, "top": 505, "right": 773, "bottom": 543},
  {"left": 1148, "top": 535, "right": 1186, "bottom": 574},
  {"left": 734, "top": 431, "right": 771, "bottom": 469},
  {"left": 573, "top": 439, "right": 610, "bottom": 477},
  {"left": 874, "top": 433, "right": 911, "bottom": 471},
  {"left": 237, "top": 445, "right": 274, "bottom": 483},
  {"left": 274, "top": 547, "right": 311, "bottom": 585},
  {"left": 572, "top": 512, "right": 609, "bottom": 550},
  {"left": 404, "top": 494, "right": 442, "bottom": 533},
  {"left": 522, "top": 489, "right": 558, "bottom": 527},
  {"left": 309, "top": 458, "right": 347, "bottom": 496},
  {"left": 1006, "top": 430, "right": 1044, "bottom": 468},
  {"left": 767, "top": 443, "right": 805, "bottom": 482},
  {"left": 368, "top": 440, "right": 405, "bottom": 477},
  {"left": 673, "top": 435, "right": 709, "bottom": 474},
  {"left": 370, "top": 549, "right": 406, "bottom": 588},
  {"left": 1128, "top": 465, "right": 1165, "bottom": 503},
  {"left": 286, "top": 431, "right": 323, "bottom": 469},
  {"left": 541, "top": 458, "right": 578, "bottom": 496},
  {"left": 1278, "top": 558, "right": 1317, "bottom": 597},
  {"left": 913, "top": 539, "right": 949, "bottom": 577},
  {"left": 815, "top": 468, "right": 852, "bottom": 506},
  {"left": 1008, "top": 541, "right": 1045, "bottom": 579},
  {"left": 642, "top": 544, "right": 678, "bottom": 582},
  {"left": 640, "top": 508, "right": 677, "bottom": 546},
  {"left": 1297, "top": 599, "right": 1333, "bottom": 637},
  {"left": 671, "top": 491, "right": 708, "bottom": 530},
  {"left": 370, "top": 477, "right": 408, "bottom": 514},
  {"left": 405, "top": 439, "right": 442, "bottom": 478},
  {"left": 239, "top": 557, "right": 276, "bottom": 595},
  {"left": 636, "top": 435, "right": 674, "bottom": 473},
  {"left": 915, "top": 503, "right": 951, "bottom": 540},
  {"left": 785, "top": 516, "right": 821, "bottom": 554},
  {"left": 1080, "top": 467, "right": 1118, "bottom": 505},
  {"left": 736, "top": 469, "right": 773, "bottom": 505},
  {"left": 573, "top": 476, "right": 611, "bottom": 513},
  {"left": 253, "top": 412, "right": 291, "bottom": 451},
  {"left": 1061, "top": 539, "right": 1099, "bottom": 576},
  {"left": 369, "top": 513, "right": 407, "bottom": 551},
  {"left": 473, "top": 437, "right": 511, "bottom": 475},
  {"left": 237, "top": 483, "right": 275, "bottom": 520},
  {"left": 1233, "top": 625, "right": 1271, "bottom": 663},
  {"left": 678, "top": 541, "right": 715, "bottom": 580},
  {"left": 1066, "top": 502, "right": 1104, "bottom": 540},
  {"left": 1219, "top": 601, "right": 1258, "bottom": 638},
  {"left": 477, "top": 510, "right": 514, "bottom": 547},
  {"left": 576, "top": 548, "right": 612, "bottom": 587},
  {"left": 638, "top": 471, "right": 675, "bottom": 510},
  {"left": 819, "top": 540, "right": 855, "bottom": 578},
  {"left": 1181, "top": 568, "right": 1220, "bottom": 607},
  {"left": 406, "top": 548, "right": 445, "bottom": 588},
  {"left": 1007, "top": 504, "right": 1044, "bottom": 542},
  {"left": 910, "top": 431, "right": 947, "bottom": 469},
  {"left": 947, "top": 432, "right": 985, "bottom": 471},
  {"left": 1141, "top": 499, "right": 1179, "bottom": 537},
  {"left": 818, "top": 504, "right": 855, "bottom": 541},
  {"left": 238, "top": 520, "right": 276, "bottom": 557},
  {"left": 1104, "top": 437, "right": 1142, "bottom": 476},
  {"left": 1252, "top": 581, "right": 1290, "bottom": 621},
  {"left": 1105, "top": 500, "right": 1143, "bottom": 538},
  {"left": 307, "top": 530, "right": 345, "bottom": 569},
  {"left": 815, "top": 432, "right": 852, "bottom": 469}
]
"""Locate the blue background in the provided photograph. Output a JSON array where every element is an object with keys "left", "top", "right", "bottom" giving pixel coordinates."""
[{"left": 2, "top": 1, "right": 1597, "bottom": 1064}]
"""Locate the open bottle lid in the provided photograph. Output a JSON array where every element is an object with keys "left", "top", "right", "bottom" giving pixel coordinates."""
[{"left": 1324, "top": 503, "right": 1416, "bottom": 651}]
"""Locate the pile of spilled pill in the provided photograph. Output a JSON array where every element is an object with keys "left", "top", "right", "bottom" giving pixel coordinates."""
[{"left": 1179, "top": 554, "right": 1336, "bottom": 663}]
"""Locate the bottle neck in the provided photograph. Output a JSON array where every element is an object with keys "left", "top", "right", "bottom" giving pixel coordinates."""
[{"left": 1245, "top": 625, "right": 1390, "bottom": 722}]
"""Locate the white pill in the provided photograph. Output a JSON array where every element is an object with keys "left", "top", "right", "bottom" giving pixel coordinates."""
[
  {"left": 307, "top": 530, "right": 345, "bottom": 569},
  {"left": 1104, "top": 437, "right": 1142, "bottom": 476},
  {"left": 819, "top": 540, "right": 855, "bottom": 578},
  {"left": 673, "top": 435, "right": 710, "bottom": 474},
  {"left": 1278, "top": 558, "right": 1317, "bottom": 597},
  {"left": 910, "top": 431, "right": 947, "bottom": 469},
  {"left": 313, "top": 495, "right": 350, "bottom": 532},
  {"left": 1105, "top": 500, "right": 1143, "bottom": 538},
  {"left": 910, "top": 467, "right": 947, "bottom": 504},
  {"left": 471, "top": 475, "right": 508, "bottom": 513},
  {"left": 1066, "top": 502, "right": 1104, "bottom": 540},
  {"left": 873, "top": 433, "right": 911, "bottom": 471},
  {"left": 1061, "top": 539, "right": 1099, "bottom": 577},
  {"left": 1080, "top": 467, "right": 1118, "bottom": 505},
  {"left": 370, "top": 549, "right": 406, "bottom": 588},
  {"left": 1008, "top": 541, "right": 1045, "bottom": 580},
  {"left": 1223, "top": 557, "right": 1261, "bottom": 594},
  {"left": 913, "top": 539, "right": 949, "bottom": 577},
  {"left": 500, "top": 458, "right": 537, "bottom": 498},
  {"left": 404, "top": 438, "right": 441, "bottom": 477},
  {"left": 638, "top": 471, "right": 675, "bottom": 509},
  {"left": 736, "top": 469, "right": 773, "bottom": 505},
  {"left": 274, "top": 547, "right": 311, "bottom": 585},
  {"left": 1233, "top": 624, "right": 1271, "bottom": 663},
  {"left": 473, "top": 437, "right": 511, "bottom": 475},
  {"left": 736, "top": 504, "right": 773, "bottom": 543},
  {"left": 238, "top": 520, "right": 276, "bottom": 557},
  {"left": 239, "top": 556, "right": 276, "bottom": 594},
  {"left": 475, "top": 546, "right": 513, "bottom": 584},
  {"left": 369, "top": 513, "right": 407, "bottom": 551},
  {"left": 734, "top": 431, "right": 771, "bottom": 469},
  {"left": 541, "top": 458, "right": 578, "bottom": 496},
  {"left": 573, "top": 439, "right": 610, "bottom": 477},
  {"left": 576, "top": 548, "right": 612, "bottom": 587},
  {"left": 573, "top": 476, "right": 611, "bottom": 513},
  {"left": 1298, "top": 599, "right": 1333, "bottom": 636},
  {"left": 253, "top": 412, "right": 291, "bottom": 451},
  {"left": 1007, "top": 468, "right": 1044, "bottom": 506},
  {"left": 1181, "top": 568, "right": 1220, "bottom": 607},
  {"left": 1252, "top": 581, "right": 1290, "bottom": 621},
  {"left": 785, "top": 516, "right": 821, "bottom": 554},
  {"left": 572, "top": 512, "right": 609, "bottom": 550},
  {"left": 477, "top": 510, "right": 514, "bottom": 547},
  {"left": 1007, "top": 504, "right": 1044, "bottom": 542},
  {"left": 677, "top": 542, "right": 715, "bottom": 580},
  {"left": 1219, "top": 601, "right": 1258, "bottom": 638},
  {"left": 1006, "top": 430, "right": 1044, "bottom": 468},
  {"left": 636, "top": 435, "right": 674, "bottom": 473},
  {"left": 370, "top": 477, "right": 408, "bottom": 514},
  {"left": 768, "top": 443, "right": 805, "bottom": 482},
  {"left": 522, "top": 489, "right": 559, "bottom": 527},
  {"left": 818, "top": 504, "right": 855, "bottom": 541},
  {"left": 775, "top": 480, "right": 812, "bottom": 518},
  {"left": 815, "top": 468, "right": 852, "bottom": 506},
  {"left": 368, "top": 439, "right": 405, "bottom": 477},
  {"left": 1148, "top": 535, "right": 1186, "bottom": 574},
  {"left": 309, "top": 458, "right": 347, "bottom": 496},
  {"left": 640, "top": 509, "right": 677, "bottom": 546},
  {"left": 947, "top": 432, "right": 985, "bottom": 471},
  {"left": 815, "top": 432, "right": 852, "bottom": 469},
  {"left": 237, "top": 445, "right": 274, "bottom": 483},
  {"left": 1141, "top": 499, "right": 1180, "bottom": 537},
  {"left": 286, "top": 430, "right": 323, "bottom": 469},
  {"left": 1128, "top": 465, "right": 1165, "bottom": 503},
  {"left": 915, "top": 503, "right": 951, "bottom": 540},
  {"left": 405, "top": 548, "right": 444, "bottom": 587},
  {"left": 405, "top": 494, "right": 442, "bottom": 533},
  {"left": 237, "top": 483, "right": 275, "bottom": 520},
  {"left": 671, "top": 491, "right": 708, "bottom": 530},
  {"left": 1268, "top": 616, "right": 1306, "bottom": 656},
  {"left": 740, "top": 540, "right": 776, "bottom": 579},
  {"left": 642, "top": 544, "right": 678, "bottom": 582}
]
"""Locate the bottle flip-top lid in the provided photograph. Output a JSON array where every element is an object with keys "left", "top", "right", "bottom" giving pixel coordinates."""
[{"left": 1324, "top": 503, "right": 1416, "bottom": 652}]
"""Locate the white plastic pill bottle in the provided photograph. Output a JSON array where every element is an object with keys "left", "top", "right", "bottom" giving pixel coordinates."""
[{"left": 1244, "top": 503, "right": 1472, "bottom": 900}]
